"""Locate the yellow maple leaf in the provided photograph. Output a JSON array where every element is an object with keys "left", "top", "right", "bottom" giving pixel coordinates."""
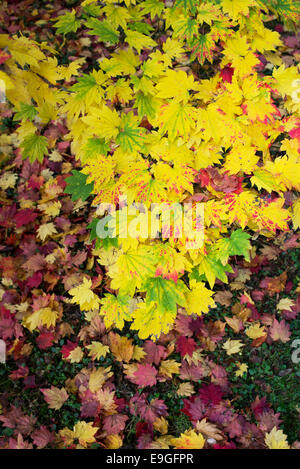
[
  {"left": 265, "top": 427, "right": 290, "bottom": 449},
  {"left": 153, "top": 417, "right": 168, "bottom": 435},
  {"left": 223, "top": 339, "right": 244, "bottom": 355},
  {"left": 104, "top": 434, "right": 123, "bottom": 449},
  {"left": 245, "top": 323, "right": 266, "bottom": 339},
  {"left": 277, "top": 298, "right": 295, "bottom": 312},
  {"left": 86, "top": 341, "right": 110, "bottom": 360},
  {"left": 37, "top": 222, "right": 57, "bottom": 242},
  {"left": 109, "top": 332, "right": 134, "bottom": 362},
  {"left": 177, "top": 382, "right": 195, "bottom": 397},
  {"left": 235, "top": 362, "right": 248, "bottom": 377},
  {"left": 24, "top": 307, "right": 59, "bottom": 331},
  {"left": 292, "top": 199, "right": 300, "bottom": 230},
  {"left": 186, "top": 280, "right": 215, "bottom": 316},
  {"left": 170, "top": 429, "right": 205, "bottom": 449},
  {"left": 72, "top": 421, "right": 98, "bottom": 448},
  {"left": 68, "top": 346, "right": 84, "bottom": 363},
  {"left": 69, "top": 278, "right": 100, "bottom": 311},
  {"left": 159, "top": 359, "right": 181, "bottom": 378}
]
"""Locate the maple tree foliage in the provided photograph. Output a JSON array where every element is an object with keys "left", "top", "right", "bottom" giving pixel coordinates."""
[{"left": 0, "top": 0, "right": 299, "bottom": 451}]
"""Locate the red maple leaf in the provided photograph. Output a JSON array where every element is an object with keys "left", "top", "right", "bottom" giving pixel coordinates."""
[
  {"left": 176, "top": 336, "right": 197, "bottom": 357},
  {"left": 133, "top": 364, "right": 157, "bottom": 387},
  {"left": 36, "top": 332, "right": 55, "bottom": 350},
  {"left": 61, "top": 340, "right": 77, "bottom": 359},
  {"left": 199, "top": 384, "right": 223, "bottom": 405},
  {"left": 15, "top": 209, "right": 38, "bottom": 228}
]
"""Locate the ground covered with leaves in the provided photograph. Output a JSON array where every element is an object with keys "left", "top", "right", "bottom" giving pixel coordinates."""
[{"left": 0, "top": 0, "right": 299, "bottom": 450}]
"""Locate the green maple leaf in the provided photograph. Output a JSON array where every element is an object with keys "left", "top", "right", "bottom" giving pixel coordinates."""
[
  {"left": 142, "top": 277, "right": 187, "bottom": 315},
  {"left": 173, "top": 0, "right": 197, "bottom": 14},
  {"left": 64, "top": 170, "right": 94, "bottom": 201},
  {"left": 116, "top": 113, "right": 146, "bottom": 152},
  {"left": 14, "top": 103, "right": 37, "bottom": 122},
  {"left": 82, "top": 137, "right": 109, "bottom": 163},
  {"left": 54, "top": 10, "right": 81, "bottom": 35},
  {"left": 86, "top": 18, "right": 119, "bottom": 44},
  {"left": 215, "top": 230, "right": 251, "bottom": 265},
  {"left": 70, "top": 74, "right": 97, "bottom": 99},
  {"left": 191, "top": 253, "right": 233, "bottom": 289},
  {"left": 135, "top": 92, "right": 158, "bottom": 120},
  {"left": 141, "top": 0, "right": 165, "bottom": 20},
  {"left": 20, "top": 133, "right": 48, "bottom": 163}
]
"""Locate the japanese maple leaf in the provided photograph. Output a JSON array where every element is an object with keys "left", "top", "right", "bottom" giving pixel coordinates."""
[
  {"left": 142, "top": 340, "right": 167, "bottom": 365},
  {"left": 102, "top": 414, "right": 128, "bottom": 435},
  {"left": 133, "top": 364, "right": 157, "bottom": 387},
  {"left": 31, "top": 426, "right": 55, "bottom": 448},
  {"left": 199, "top": 384, "right": 223, "bottom": 405},
  {"left": 61, "top": 340, "right": 78, "bottom": 359},
  {"left": 269, "top": 319, "right": 291, "bottom": 343},
  {"left": 0, "top": 406, "right": 37, "bottom": 436},
  {"left": 130, "top": 394, "right": 168, "bottom": 424},
  {"left": 176, "top": 336, "right": 197, "bottom": 357},
  {"left": 15, "top": 209, "right": 38, "bottom": 228},
  {"left": 182, "top": 395, "right": 206, "bottom": 422},
  {"left": 36, "top": 331, "right": 55, "bottom": 350}
]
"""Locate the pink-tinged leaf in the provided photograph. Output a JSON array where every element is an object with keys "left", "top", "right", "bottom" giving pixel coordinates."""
[
  {"left": 8, "top": 433, "right": 33, "bottom": 449},
  {"left": 133, "top": 364, "right": 157, "bottom": 387},
  {"left": 130, "top": 394, "right": 168, "bottom": 424},
  {"left": 142, "top": 340, "right": 167, "bottom": 365},
  {"left": 269, "top": 319, "right": 291, "bottom": 343},
  {"left": 32, "top": 426, "right": 55, "bottom": 448},
  {"left": 0, "top": 406, "right": 37, "bottom": 435},
  {"left": 102, "top": 414, "right": 128, "bottom": 434}
]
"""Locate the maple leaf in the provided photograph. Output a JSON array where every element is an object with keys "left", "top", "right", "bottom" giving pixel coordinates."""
[
  {"left": 277, "top": 298, "right": 295, "bottom": 312},
  {"left": 133, "top": 364, "right": 158, "bottom": 387},
  {"left": 109, "top": 332, "right": 134, "bottom": 362},
  {"left": 24, "top": 307, "right": 59, "bottom": 332},
  {"left": 20, "top": 134, "right": 48, "bottom": 163},
  {"left": 69, "top": 278, "right": 100, "bottom": 311},
  {"left": 54, "top": 10, "right": 80, "bottom": 34},
  {"left": 222, "top": 339, "right": 245, "bottom": 355},
  {"left": 269, "top": 319, "right": 291, "bottom": 343},
  {"left": 31, "top": 426, "right": 55, "bottom": 449},
  {"left": 64, "top": 170, "right": 94, "bottom": 202},
  {"left": 72, "top": 421, "right": 98, "bottom": 448},
  {"left": 37, "top": 223, "right": 57, "bottom": 242},
  {"left": 177, "top": 382, "right": 195, "bottom": 397},
  {"left": 159, "top": 359, "right": 181, "bottom": 378},
  {"left": 246, "top": 323, "right": 266, "bottom": 340},
  {"left": 176, "top": 336, "right": 197, "bottom": 358},
  {"left": 86, "top": 341, "right": 110, "bottom": 360},
  {"left": 265, "top": 427, "right": 290, "bottom": 449},
  {"left": 86, "top": 17, "right": 119, "bottom": 44},
  {"left": 68, "top": 346, "right": 84, "bottom": 363},
  {"left": 186, "top": 280, "right": 215, "bottom": 315},
  {"left": 156, "top": 102, "right": 196, "bottom": 141},
  {"left": 195, "top": 418, "right": 224, "bottom": 441},
  {"left": 100, "top": 293, "right": 131, "bottom": 330},
  {"left": 40, "top": 386, "right": 69, "bottom": 410},
  {"left": 36, "top": 332, "right": 55, "bottom": 350},
  {"left": 125, "top": 29, "right": 156, "bottom": 54},
  {"left": 235, "top": 363, "right": 248, "bottom": 377},
  {"left": 102, "top": 414, "right": 128, "bottom": 435},
  {"left": 170, "top": 429, "right": 205, "bottom": 449}
]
